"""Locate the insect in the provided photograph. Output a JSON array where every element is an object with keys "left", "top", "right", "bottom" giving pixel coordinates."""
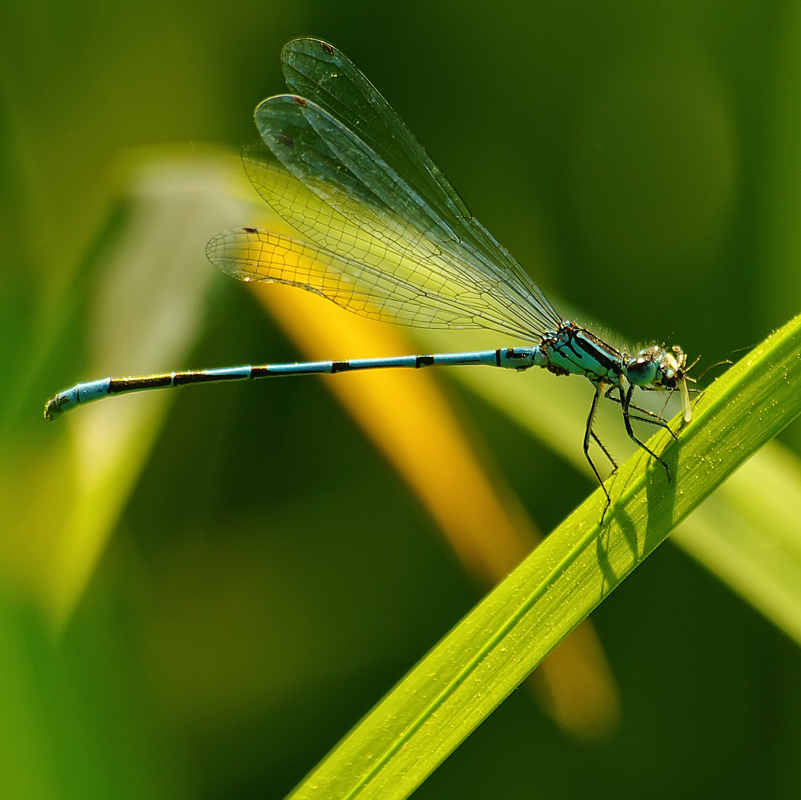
[{"left": 45, "top": 37, "right": 692, "bottom": 516}]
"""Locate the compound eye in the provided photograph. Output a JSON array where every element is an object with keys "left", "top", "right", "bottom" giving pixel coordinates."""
[{"left": 627, "top": 356, "right": 658, "bottom": 386}]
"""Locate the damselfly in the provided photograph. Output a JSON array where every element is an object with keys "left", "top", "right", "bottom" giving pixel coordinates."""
[{"left": 45, "top": 37, "right": 692, "bottom": 515}]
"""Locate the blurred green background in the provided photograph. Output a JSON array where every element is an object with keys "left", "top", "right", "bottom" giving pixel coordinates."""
[{"left": 4, "top": 0, "right": 801, "bottom": 798}]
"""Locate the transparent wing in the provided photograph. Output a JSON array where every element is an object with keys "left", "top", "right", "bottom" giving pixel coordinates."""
[
  {"left": 207, "top": 226, "right": 539, "bottom": 335},
  {"left": 279, "top": 37, "right": 560, "bottom": 329},
  {"left": 213, "top": 38, "right": 564, "bottom": 340}
]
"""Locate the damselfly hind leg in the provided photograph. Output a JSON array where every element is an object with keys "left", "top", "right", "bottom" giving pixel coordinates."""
[
  {"left": 619, "top": 386, "right": 671, "bottom": 481},
  {"left": 590, "top": 431, "right": 618, "bottom": 472},
  {"left": 583, "top": 384, "right": 613, "bottom": 522}
]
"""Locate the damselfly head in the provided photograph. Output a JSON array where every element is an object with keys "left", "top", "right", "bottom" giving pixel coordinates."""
[{"left": 625, "top": 345, "right": 693, "bottom": 422}]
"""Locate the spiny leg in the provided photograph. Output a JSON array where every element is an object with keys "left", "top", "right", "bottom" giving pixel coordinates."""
[
  {"left": 619, "top": 386, "right": 671, "bottom": 481},
  {"left": 591, "top": 431, "right": 618, "bottom": 472},
  {"left": 584, "top": 384, "right": 612, "bottom": 521}
]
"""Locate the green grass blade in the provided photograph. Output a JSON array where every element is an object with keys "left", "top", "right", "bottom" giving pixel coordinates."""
[{"left": 286, "top": 311, "right": 801, "bottom": 799}]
